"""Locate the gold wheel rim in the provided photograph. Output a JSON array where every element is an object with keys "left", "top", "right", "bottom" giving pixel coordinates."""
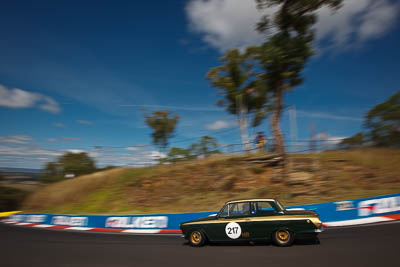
[
  {"left": 277, "top": 230, "right": 289, "bottom": 242},
  {"left": 191, "top": 231, "right": 201, "bottom": 244}
]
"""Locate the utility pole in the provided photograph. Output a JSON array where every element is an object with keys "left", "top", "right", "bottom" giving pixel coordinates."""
[
  {"left": 236, "top": 94, "right": 250, "bottom": 152},
  {"left": 289, "top": 105, "right": 298, "bottom": 153}
]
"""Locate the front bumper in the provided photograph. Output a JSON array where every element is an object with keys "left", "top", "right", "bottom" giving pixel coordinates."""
[{"left": 315, "top": 227, "right": 324, "bottom": 233}]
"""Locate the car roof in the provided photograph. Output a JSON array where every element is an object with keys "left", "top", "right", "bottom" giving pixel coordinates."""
[{"left": 225, "top": 199, "right": 276, "bottom": 205}]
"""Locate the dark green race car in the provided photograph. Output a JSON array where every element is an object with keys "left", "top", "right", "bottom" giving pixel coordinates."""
[{"left": 180, "top": 199, "right": 323, "bottom": 247}]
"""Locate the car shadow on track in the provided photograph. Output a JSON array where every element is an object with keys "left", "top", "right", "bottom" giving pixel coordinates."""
[{"left": 182, "top": 238, "right": 320, "bottom": 247}]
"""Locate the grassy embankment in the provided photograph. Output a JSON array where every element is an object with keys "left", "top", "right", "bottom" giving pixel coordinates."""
[{"left": 23, "top": 148, "right": 400, "bottom": 214}]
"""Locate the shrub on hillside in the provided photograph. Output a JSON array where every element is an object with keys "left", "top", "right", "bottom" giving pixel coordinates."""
[
  {"left": 41, "top": 152, "right": 97, "bottom": 183},
  {"left": 0, "top": 186, "right": 28, "bottom": 211}
]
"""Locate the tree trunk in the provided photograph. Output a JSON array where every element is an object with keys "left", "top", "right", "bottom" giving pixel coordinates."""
[
  {"left": 237, "top": 94, "right": 250, "bottom": 153},
  {"left": 271, "top": 88, "right": 285, "bottom": 155},
  {"left": 270, "top": 88, "right": 287, "bottom": 183}
]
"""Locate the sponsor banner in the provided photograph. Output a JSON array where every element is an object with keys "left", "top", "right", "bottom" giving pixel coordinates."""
[
  {"left": 105, "top": 216, "right": 168, "bottom": 228},
  {"left": 52, "top": 216, "right": 88, "bottom": 227},
  {"left": 289, "top": 193, "right": 400, "bottom": 223},
  {"left": 6, "top": 193, "right": 400, "bottom": 230}
]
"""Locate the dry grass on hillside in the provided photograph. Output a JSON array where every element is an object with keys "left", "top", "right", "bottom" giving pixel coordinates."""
[
  {"left": 23, "top": 168, "right": 125, "bottom": 212},
  {"left": 23, "top": 148, "right": 400, "bottom": 214}
]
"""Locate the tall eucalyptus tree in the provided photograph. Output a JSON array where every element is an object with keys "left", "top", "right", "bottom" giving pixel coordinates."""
[{"left": 255, "top": 0, "right": 343, "bottom": 154}]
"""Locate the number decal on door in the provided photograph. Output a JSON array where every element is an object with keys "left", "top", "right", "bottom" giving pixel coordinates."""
[{"left": 225, "top": 222, "right": 241, "bottom": 239}]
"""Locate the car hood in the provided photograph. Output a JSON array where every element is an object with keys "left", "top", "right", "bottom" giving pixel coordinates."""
[
  {"left": 182, "top": 215, "right": 217, "bottom": 225},
  {"left": 284, "top": 210, "right": 318, "bottom": 216}
]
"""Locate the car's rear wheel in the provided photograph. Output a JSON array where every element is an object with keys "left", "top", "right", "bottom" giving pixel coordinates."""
[
  {"left": 189, "top": 230, "right": 206, "bottom": 247},
  {"left": 272, "top": 229, "right": 294, "bottom": 247}
]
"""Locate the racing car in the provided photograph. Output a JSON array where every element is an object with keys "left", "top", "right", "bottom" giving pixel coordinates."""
[{"left": 180, "top": 198, "right": 323, "bottom": 247}]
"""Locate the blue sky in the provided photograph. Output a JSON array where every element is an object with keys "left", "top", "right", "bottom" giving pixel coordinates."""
[{"left": 0, "top": 0, "right": 399, "bottom": 169}]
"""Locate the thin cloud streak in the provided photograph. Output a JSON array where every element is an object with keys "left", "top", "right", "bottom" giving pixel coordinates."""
[
  {"left": 205, "top": 120, "right": 237, "bottom": 130},
  {"left": 77, "top": 120, "right": 94, "bottom": 125},
  {"left": 297, "top": 110, "right": 363, "bottom": 121},
  {"left": 0, "top": 135, "right": 32, "bottom": 145},
  {"left": 120, "top": 104, "right": 221, "bottom": 111},
  {"left": 53, "top": 123, "right": 65, "bottom": 128}
]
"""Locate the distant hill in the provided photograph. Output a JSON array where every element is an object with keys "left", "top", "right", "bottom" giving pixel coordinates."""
[
  {"left": 0, "top": 167, "right": 42, "bottom": 182},
  {"left": 0, "top": 167, "right": 42, "bottom": 173}
]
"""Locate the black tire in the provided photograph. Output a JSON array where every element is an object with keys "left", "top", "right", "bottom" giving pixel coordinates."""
[
  {"left": 272, "top": 229, "right": 294, "bottom": 247},
  {"left": 189, "top": 230, "right": 206, "bottom": 247}
]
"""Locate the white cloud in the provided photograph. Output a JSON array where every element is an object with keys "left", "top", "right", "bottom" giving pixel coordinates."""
[
  {"left": 313, "top": 132, "right": 346, "bottom": 145},
  {"left": 0, "top": 143, "right": 165, "bottom": 169},
  {"left": 315, "top": 0, "right": 400, "bottom": 49},
  {"left": 0, "top": 145, "right": 61, "bottom": 158},
  {"left": 358, "top": 0, "right": 399, "bottom": 41},
  {"left": 186, "top": 0, "right": 266, "bottom": 51},
  {"left": 125, "top": 147, "right": 138, "bottom": 151},
  {"left": 0, "top": 84, "right": 61, "bottom": 113},
  {"left": 77, "top": 120, "right": 94, "bottom": 125},
  {"left": 91, "top": 147, "right": 166, "bottom": 167},
  {"left": 205, "top": 120, "right": 236, "bottom": 130},
  {"left": 43, "top": 137, "right": 81, "bottom": 143},
  {"left": 0, "top": 135, "right": 32, "bottom": 145},
  {"left": 67, "top": 149, "right": 85, "bottom": 154},
  {"left": 148, "top": 151, "right": 166, "bottom": 160},
  {"left": 40, "top": 96, "right": 60, "bottom": 113},
  {"left": 185, "top": 0, "right": 400, "bottom": 52}
]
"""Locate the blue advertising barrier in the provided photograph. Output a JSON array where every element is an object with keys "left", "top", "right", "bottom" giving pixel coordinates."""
[{"left": 6, "top": 193, "right": 400, "bottom": 231}]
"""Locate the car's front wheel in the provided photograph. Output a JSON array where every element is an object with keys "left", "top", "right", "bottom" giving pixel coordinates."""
[
  {"left": 189, "top": 230, "right": 206, "bottom": 247},
  {"left": 272, "top": 229, "right": 294, "bottom": 247}
]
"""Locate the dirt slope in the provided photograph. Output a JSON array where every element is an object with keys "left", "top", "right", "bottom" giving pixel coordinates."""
[{"left": 23, "top": 149, "right": 400, "bottom": 214}]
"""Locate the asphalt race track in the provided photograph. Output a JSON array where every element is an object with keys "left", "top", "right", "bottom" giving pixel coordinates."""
[{"left": 0, "top": 222, "right": 398, "bottom": 267}]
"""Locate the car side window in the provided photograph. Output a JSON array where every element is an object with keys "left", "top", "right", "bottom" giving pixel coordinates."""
[
  {"left": 228, "top": 202, "right": 250, "bottom": 217},
  {"left": 252, "top": 201, "right": 278, "bottom": 216}
]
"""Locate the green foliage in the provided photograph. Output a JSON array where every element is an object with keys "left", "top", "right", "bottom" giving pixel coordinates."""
[
  {"left": 59, "top": 152, "right": 96, "bottom": 176},
  {"left": 164, "top": 136, "right": 220, "bottom": 163},
  {"left": 145, "top": 110, "right": 179, "bottom": 152},
  {"left": 191, "top": 136, "right": 220, "bottom": 158},
  {"left": 365, "top": 91, "right": 400, "bottom": 147},
  {"left": 206, "top": 49, "right": 267, "bottom": 127},
  {"left": 41, "top": 162, "right": 63, "bottom": 183},
  {"left": 166, "top": 147, "right": 193, "bottom": 163},
  {"left": 0, "top": 171, "right": 4, "bottom": 181},
  {"left": 339, "top": 133, "right": 365, "bottom": 149},
  {"left": 0, "top": 186, "right": 28, "bottom": 211},
  {"left": 41, "top": 152, "right": 97, "bottom": 183}
]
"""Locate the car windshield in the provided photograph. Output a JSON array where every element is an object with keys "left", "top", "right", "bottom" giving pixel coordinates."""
[{"left": 275, "top": 199, "right": 286, "bottom": 212}]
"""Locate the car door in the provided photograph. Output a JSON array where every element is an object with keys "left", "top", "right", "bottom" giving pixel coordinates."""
[
  {"left": 249, "top": 201, "right": 284, "bottom": 240},
  {"left": 205, "top": 202, "right": 253, "bottom": 241}
]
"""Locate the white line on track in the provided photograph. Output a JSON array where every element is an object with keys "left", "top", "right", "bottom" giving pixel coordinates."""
[
  {"left": 67, "top": 227, "right": 94, "bottom": 231},
  {"left": 324, "top": 220, "right": 400, "bottom": 230}
]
